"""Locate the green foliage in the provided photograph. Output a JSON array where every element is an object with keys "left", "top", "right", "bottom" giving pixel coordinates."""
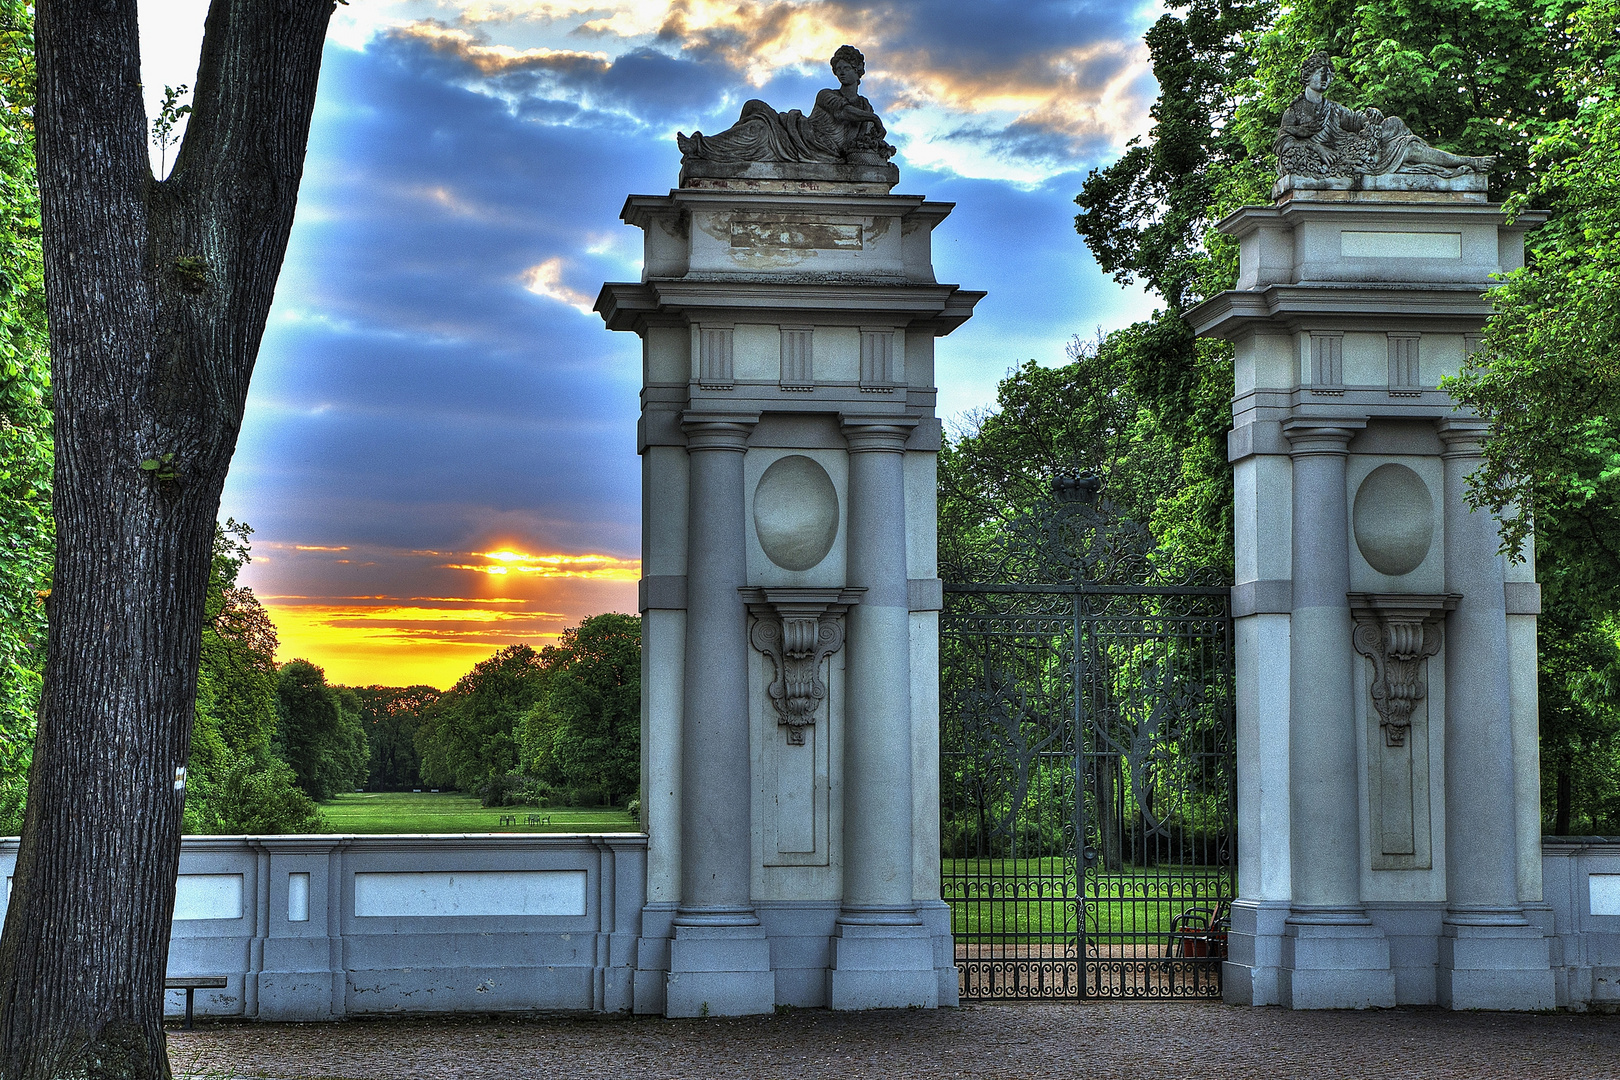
[
  {"left": 275, "top": 658, "right": 369, "bottom": 802},
  {"left": 184, "top": 522, "right": 320, "bottom": 833},
  {"left": 1237, "top": 0, "right": 1582, "bottom": 201},
  {"left": 940, "top": 334, "right": 1185, "bottom": 568},
  {"left": 414, "top": 644, "right": 550, "bottom": 793},
  {"left": 1539, "top": 610, "right": 1620, "bottom": 833},
  {"left": 1074, "top": 0, "right": 1591, "bottom": 570},
  {"left": 351, "top": 684, "right": 439, "bottom": 790},
  {"left": 1441, "top": 0, "right": 1620, "bottom": 832},
  {"left": 518, "top": 614, "right": 641, "bottom": 807},
  {"left": 0, "top": 0, "right": 49, "bottom": 834},
  {"left": 150, "top": 83, "right": 191, "bottom": 178},
  {"left": 1447, "top": 0, "right": 1620, "bottom": 566},
  {"left": 1076, "top": 0, "right": 1276, "bottom": 312},
  {"left": 1072, "top": 0, "right": 1274, "bottom": 571}
]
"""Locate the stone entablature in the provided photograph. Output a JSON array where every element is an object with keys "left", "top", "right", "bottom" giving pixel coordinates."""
[{"left": 1216, "top": 199, "right": 1539, "bottom": 291}]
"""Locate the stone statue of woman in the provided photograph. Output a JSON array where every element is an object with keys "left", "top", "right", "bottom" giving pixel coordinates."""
[
  {"left": 677, "top": 45, "right": 896, "bottom": 167},
  {"left": 1274, "top": 51, "right": 1493, "bottom": 178}
]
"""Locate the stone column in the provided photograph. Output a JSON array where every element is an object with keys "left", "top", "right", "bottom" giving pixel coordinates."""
[
  {"left": 828, "top": 417, "right": 937, "bottom": 1009},
  {"left": 1434, "top": 419, "right": 1554, "bottom": 1010},
  {"left": 664, "top": 415, "right": 774, "bottom": 1017},
  {"left": 1279, "top": 419, "right": 1394, "bottom": 1008}
]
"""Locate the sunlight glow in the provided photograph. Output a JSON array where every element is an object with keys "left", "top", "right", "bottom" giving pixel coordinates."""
[
  {"left": 264, "top": 601, "right": 574, "bottom": 688},
  {"left": 451, "top": 550, "right": 642, "bottom": 579},
  {"left": 521, "top": 257, "right": 597, "bottom": 314}
]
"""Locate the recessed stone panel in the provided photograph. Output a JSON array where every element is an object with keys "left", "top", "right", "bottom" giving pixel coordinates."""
[
  {"left": 1353, "top": 463, "right": 1435, "bottom": 577},
  {"left": 1591, "top": 874, "right": 1620, "bottom": 916},
  {"left": 1341, "top": 231, "right": 1462, "bottom": 259},
  {"left": 173, "top": 874, "right": 245, "bottom": 921},
  {"left": 353, "top": 870, "right": 587, "bottom": 918},
  {"left": 753, "top": 455, "right": 839, "bottom": 572}
]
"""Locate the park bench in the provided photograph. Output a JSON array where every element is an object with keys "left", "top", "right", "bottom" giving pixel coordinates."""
[{"left": 165, "top": 976, "right": 227, "bottom": 1030}]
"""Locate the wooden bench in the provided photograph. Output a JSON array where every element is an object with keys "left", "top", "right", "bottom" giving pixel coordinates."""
[{"left": 165, "top": 976, "right": 227, "bottom": 1030}]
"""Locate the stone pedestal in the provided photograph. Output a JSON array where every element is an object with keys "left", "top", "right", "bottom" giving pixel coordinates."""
[
  {"left": 599, "top": 174, "right": 981, "bottom": 1015},
  {"left": 1190, "top": 188, "right": 1553, "bottom": 1009}
]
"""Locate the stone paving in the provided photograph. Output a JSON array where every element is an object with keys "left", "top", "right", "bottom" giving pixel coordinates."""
[{"left": 166, "top": 1003, "right": 1620, "bottom": 1080}]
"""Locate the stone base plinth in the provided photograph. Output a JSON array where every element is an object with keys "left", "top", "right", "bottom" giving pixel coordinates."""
[
  {"left": 1223, "top": 899, "right": 1291, "bottom": 1006},
  {"left": 1437, "top": 919, "right": 1555, "bottom": 1011},
  {"left": 679, "top": 159, "right": 899, "bottom": 190},
  {"left": 665, "top": 922, "right": 775, "bottom": 1017},
  {"left": 1279, "top": 914, "right": 1396, "bottom": 1009},
  {"left": 1273, "top": 171, "right": 1487, "bottom": 202},
  {"left": 826, "top": 920, "right": 939, "bottom": 1010}
]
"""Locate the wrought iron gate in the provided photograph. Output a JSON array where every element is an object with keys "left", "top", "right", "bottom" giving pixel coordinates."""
[{"left": 940, "top": 483, "right": 1235, "bottom": 1000}]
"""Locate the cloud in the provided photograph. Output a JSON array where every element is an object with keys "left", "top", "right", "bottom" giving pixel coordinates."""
[
  {"left": 247, "top": 539, "right": 638, "bottom": 687},
  {"left": 397, "top": 19, "right": 613, "bottom": 77},
  {"left": 451, "top": 548, "right": 642, "bottom": 578},
  {"left": 375, "top": 0, "right": 1158, "bottom": 181},
  {"left": 214, "top": 7, "right": 1165, "bottom": 686},
  {"left": 521, "top": 257, "right": 598, "bottom": 313}
]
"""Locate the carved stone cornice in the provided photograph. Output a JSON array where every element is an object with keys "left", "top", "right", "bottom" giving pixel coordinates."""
[
  {"left": 1348, "top": 593, "right": 1459, "bottom": 747},
  {"left": 739, "top": 587, "right": 865, "bottom": 743}
]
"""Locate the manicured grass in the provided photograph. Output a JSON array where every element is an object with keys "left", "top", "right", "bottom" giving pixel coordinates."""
[
  {"left": 314, "top": 791, "right": 639, "bottom": 834},
  {"left": 943, "top": 858, "right": 1230, "bottom": 941}
]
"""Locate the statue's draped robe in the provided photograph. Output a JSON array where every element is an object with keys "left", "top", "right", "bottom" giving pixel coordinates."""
[
  {"left": 1275, "top": 94, "right": 1463, "bottom": 177},
  {"left": 680, "top": 89, "right": 886, "bottom": 163}
]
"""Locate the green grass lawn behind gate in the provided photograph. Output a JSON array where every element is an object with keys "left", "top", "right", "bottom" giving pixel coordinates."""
[
  {"left": 314, "top": 791, "right": 639, "bottom": 834},
  {"left": 943, "top": 857, "right": 1230, "bottom": 943}
]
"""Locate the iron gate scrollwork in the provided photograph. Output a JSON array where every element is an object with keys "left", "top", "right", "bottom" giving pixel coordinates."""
[{"left": 940, "top": 482, "right": 1235, "bottom": 1001}]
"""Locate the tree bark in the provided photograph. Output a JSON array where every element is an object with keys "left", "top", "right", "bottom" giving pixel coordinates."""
[{"left": 0, "top": 2, "right": 333, "bottom": 1075}]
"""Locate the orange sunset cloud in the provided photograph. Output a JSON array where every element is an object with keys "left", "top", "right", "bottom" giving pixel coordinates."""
[{"left": 245, "top": 543, "right": 640, "bottom": 689}]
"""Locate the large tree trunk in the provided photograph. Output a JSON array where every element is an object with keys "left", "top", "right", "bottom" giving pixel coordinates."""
[{"left": 0, "top": 2, "right": 333, "bottom": 1075}]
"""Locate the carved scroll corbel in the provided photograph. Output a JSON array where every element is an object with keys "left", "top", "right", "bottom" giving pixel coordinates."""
[
  {"left": 739, "top": 587, "right": 864, "bottom": 744},
  {"left": 1348, "top": 594, "right": 1459, "bottom": 747}
]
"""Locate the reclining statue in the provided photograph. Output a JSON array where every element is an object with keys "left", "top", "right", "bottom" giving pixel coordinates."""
[
  {"left": 1275, "top": 51, "right": 1493, "bottom": 179},
  {"left": 677, "top": 45, "right": 897, "bottom": 170}
]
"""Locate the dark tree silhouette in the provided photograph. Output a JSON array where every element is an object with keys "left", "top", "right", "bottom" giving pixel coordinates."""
[{"left": 0, "top": 1, "right": 335, "bottom": 1073}]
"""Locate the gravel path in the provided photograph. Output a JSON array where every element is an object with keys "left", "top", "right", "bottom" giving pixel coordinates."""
[{"left": 167, "top": 1003, "right": 1620, "bottom": 1080}]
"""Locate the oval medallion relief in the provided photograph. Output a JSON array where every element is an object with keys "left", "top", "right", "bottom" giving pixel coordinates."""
[
  {"left": 1352, "top": 463, "right": 1434, "bottom": 577},
  {"left": 754, "top": 455, "right": 839, "bottom": 572}
]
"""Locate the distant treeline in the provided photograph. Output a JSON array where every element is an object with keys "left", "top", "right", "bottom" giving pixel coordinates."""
[
  {"left": 0, "top": 519, "right": 639, "bottom": 835},
  {"left": 356, "top": 616, "right": 641, "bottom": 811}
]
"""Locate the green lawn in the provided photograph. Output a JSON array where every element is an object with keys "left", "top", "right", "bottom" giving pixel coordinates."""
[
  {"left": 314, "top": 791, "right": 640, "bottom": 834},
  {"left": 942, "top": 858, "right": 1230, "bottom": 941}
]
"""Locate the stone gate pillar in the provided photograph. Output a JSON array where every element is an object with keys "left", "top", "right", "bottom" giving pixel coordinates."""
[
  {"left": 1190, "top": 153, "right": 1554, "bottom": 1009},
  {"left": 596, "top": 53, "right": 981, "bottom": 1014}
]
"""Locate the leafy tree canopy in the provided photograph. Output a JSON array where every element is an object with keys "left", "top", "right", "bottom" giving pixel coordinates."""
[
  {"left": 353, "top": 683, "right": 440, "bottom": 791},
  {"left": 519, "top": 614, "right": 641, "bottom": 806},
  {"left": 186, "top": 521, "right": 320, "bottom": 833},
  {"left": 276, "top": 658, "right": 369, "bottom": 802},
  {"left": 415, "top": 644, "right": 550, "bottom": 793},
  {"left": 0, "top": 0, "right": 49, "bottom": 834}
]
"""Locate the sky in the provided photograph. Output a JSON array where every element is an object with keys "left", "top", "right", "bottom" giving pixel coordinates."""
[{"left": 137, "top": 0, "right": 1163, "bottom": 689}]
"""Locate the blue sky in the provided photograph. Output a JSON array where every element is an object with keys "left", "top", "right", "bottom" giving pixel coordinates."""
[{"left": 139, "top": 0, "right": 1163, "bottom": 686}]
